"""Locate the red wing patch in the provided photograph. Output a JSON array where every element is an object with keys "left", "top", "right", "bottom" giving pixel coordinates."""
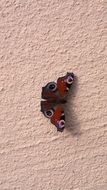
[
  {"left": 51, "top": 106, "right": 65, "bottom": 132},
  {"left": 51, "top": 106, "right": 63, "bottom": 124},
  {"left": 57, "top": 77, "right": 67, "bottom": 97}
]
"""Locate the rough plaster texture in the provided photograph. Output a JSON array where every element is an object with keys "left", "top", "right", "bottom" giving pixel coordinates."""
[{"left": 0, "top": 0, "right": 107, "bottom": 190}]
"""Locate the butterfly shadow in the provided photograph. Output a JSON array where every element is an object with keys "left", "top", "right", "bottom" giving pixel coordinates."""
[{"left": 64, "top": 75, "right": 81, "bottom": 136}]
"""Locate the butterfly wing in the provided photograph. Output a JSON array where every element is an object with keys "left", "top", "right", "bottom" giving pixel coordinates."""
[
  {"left": 57, "top": 72, "right": 74, "bottom": 98},
  {"left": 51, "top": 106, "right": 65, "bottom": 132},
  {"left": 41, "top": 101, "right": 65, "bottom": 132},
  {"left": 41, "top": 72, "right": 74, "bottom": 100},
  {"left": 41, "top": 82, "right": 58, "bottom": 100}
]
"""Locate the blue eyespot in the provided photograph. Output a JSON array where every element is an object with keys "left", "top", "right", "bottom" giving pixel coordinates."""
[
  {"left": 47, "top": 82, "right": 57, "bottom": 91},
  {"left": 44, "top": 110, "right": 54, "bottom": 118}
]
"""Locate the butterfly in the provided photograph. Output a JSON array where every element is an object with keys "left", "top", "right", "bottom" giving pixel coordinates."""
[{"left": 41, "top": 72, "right": 74, "bottom": 132}]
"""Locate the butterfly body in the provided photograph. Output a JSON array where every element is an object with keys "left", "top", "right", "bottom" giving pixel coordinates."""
[{"left": 41, "top": 72, "right": 74, "bottom": 132}]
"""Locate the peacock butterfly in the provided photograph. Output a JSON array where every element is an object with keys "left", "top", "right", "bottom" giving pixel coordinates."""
[{"left": 41, "top": 72, "right": 74, "bottom": 132}]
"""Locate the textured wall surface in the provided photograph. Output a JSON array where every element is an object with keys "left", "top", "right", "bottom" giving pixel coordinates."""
[{"left": 0, "top": 0, "right": 107, "bottom": 190}]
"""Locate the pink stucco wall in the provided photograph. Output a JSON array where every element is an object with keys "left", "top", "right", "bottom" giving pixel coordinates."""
[{"left": 0, "top": 0, "right": 107, "bottom": 189}]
